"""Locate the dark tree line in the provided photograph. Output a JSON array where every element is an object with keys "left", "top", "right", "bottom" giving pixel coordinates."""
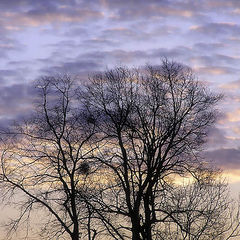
[{"left": 0, "top": 60, "right": 239, "bottom": 240}]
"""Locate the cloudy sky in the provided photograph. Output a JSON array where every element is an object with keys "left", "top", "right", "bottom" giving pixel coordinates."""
[{"left": 0, "top": 0, "right": 240, "bottom": 195}]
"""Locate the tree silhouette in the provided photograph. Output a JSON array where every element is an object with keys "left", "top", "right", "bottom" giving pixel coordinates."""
[
  {"left": 0, "top": 75, "right": 98, "bottom": 240},
  {"left": 0, "top": 61, "right": 239, "bottom": 240},
  {"left": 81, "top": 60, "right": 238, "bottom": 239}
]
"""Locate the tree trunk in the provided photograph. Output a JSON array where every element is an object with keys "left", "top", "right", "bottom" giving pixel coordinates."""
[
  {"left": 132, "top": 227, "right": 141, "bottom": 240},
  {"left": 143, "top": 192, "right": 152, "bottom": 240},
  {"left": 71, "top": 232, "right": 79, "bottom": 240},
  {"left": 131, "top": 215, "right": 142, "bottom": 240}
]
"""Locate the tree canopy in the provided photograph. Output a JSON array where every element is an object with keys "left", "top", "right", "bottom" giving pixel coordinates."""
[{"left": 0, "top": 60, "right": 239, "bottom": 240}]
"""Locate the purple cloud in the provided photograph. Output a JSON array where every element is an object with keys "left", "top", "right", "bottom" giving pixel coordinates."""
[{"left": 203, "top": 148, "right": 240, "bottom": 170}]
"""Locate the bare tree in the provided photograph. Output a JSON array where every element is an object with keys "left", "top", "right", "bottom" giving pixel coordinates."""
[
  {"left": 154, "top": 166, "right": 240, "bottom": 240},
  {"left": 0, "top": 61, "right": 239, "bottom": 240},
  {"left": 79, "top": 60, "right": 238, "bottom": 240},
  {"left": 0, "top": 75, "right": 99, "bottom": 240}
]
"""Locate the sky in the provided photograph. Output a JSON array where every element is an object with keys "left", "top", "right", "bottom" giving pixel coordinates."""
[{"left": 0, "top": 0, "right": 240, "bottom": 224}]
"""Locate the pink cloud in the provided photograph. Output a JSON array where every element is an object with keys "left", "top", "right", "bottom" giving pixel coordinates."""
[{"left": 1, "top": 9, "right": 103, "bottom": 29}]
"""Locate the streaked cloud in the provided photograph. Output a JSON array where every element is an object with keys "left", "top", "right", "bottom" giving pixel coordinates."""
[
  {"left": 221, "top": 79, "right": 240, "bottom": 90},
  {"left": 226, "top": 109, "right": 240, "bottom": 122},
  {"left": 190, "top": 22, "right": 240, "bottom": 39},
  {"left": 194, "top": 66, "right": 238, "bottom": 75},
  {"left": 1, "top": 9, "right": 103, "bottom": 28},
  {"left": 204, "top": 148, "right": 240, "bottom": 170}
]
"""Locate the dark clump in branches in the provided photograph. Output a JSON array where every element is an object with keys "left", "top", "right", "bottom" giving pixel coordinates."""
[{"left": 0, "top": 60, "right": 239, "bottom": 240}]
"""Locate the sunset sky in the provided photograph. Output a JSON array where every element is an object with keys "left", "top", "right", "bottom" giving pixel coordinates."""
[{"left": 0, "top": 0, "right": 240, "bottom": 206}]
